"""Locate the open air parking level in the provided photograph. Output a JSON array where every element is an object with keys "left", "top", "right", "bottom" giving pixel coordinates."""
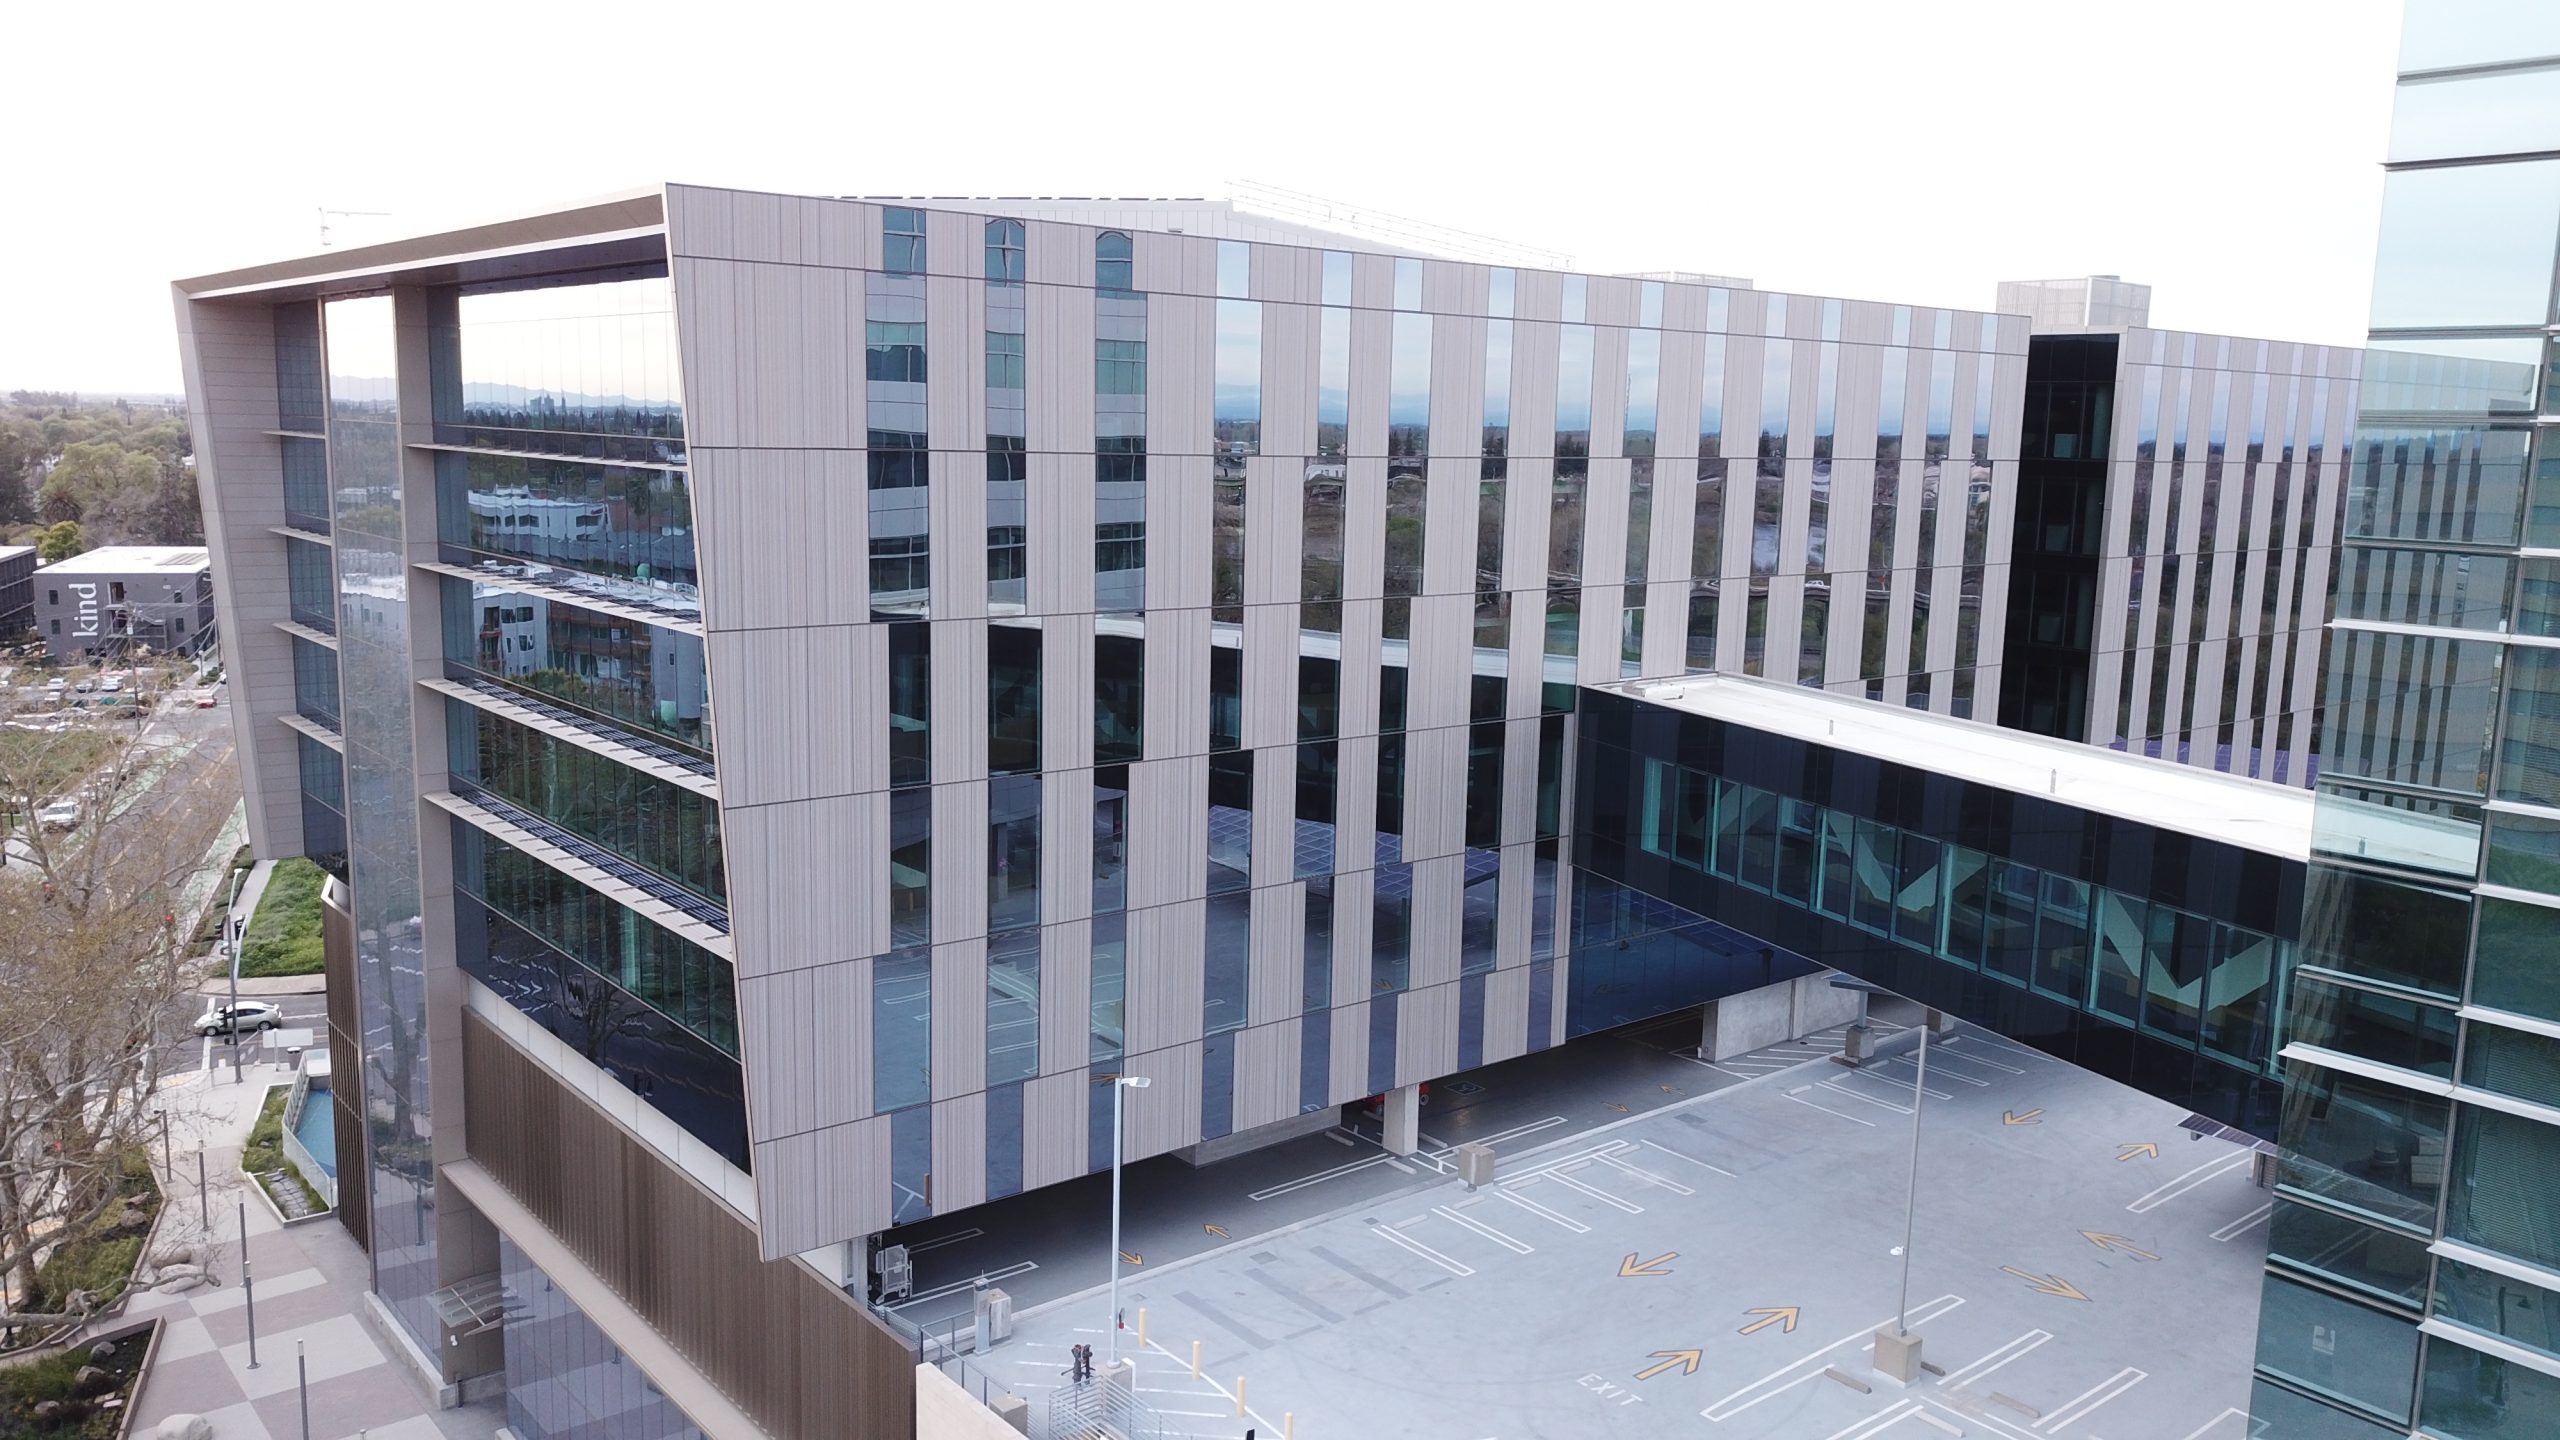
[{"left": 988, "top": 1019, "right": 2275, "bottom": 1440}]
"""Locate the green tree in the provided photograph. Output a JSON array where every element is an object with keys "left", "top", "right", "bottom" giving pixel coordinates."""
[
  {"left": 37, "top": 442, "right": 163, "bottom": 538},
  {"left": 36, "top": 520, "right": 84, "bottom": 563}
]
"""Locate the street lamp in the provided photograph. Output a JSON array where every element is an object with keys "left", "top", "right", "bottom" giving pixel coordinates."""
[
  {"left": 1106, "top": 1074, "right": 1151, "bottom": 1367},
  {"left": 1830, "top": 975, "right": 1929, "bottom": 1380}
]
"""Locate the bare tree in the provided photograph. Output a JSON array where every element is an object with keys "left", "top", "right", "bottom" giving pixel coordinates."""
[{"left": 0, "top": 661, "right": 228, "bottom": 1324}]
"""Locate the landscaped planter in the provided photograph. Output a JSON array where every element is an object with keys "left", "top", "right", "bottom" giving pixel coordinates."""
[{"left": 0, "top": 1315, "right": 160, "bottom": 1439}]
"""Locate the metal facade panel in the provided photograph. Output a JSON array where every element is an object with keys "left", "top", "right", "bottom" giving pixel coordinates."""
[
  {"left": 1127, "top": 898, "right": 1207, "bottom": 1057},
  {"left": 932, "top": 934, "right": 990, "bottom": 1101},
  {"left": 1039, "top": 916, "right": 1092, "bottom": 1078},
  {"left": 931, "top": 1091, "right": 988, "bottom": 1212},
  {"left": 1233, "top": 1019, "right": 1300, "bottom": 1132}
]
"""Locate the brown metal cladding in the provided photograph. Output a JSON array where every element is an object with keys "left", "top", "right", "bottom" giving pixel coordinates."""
[
  {"left": 460, "top": 1010, "right": 916, "bottom": 1439},
  {"left": 321, "top": 883, "right": 368, "bottom": 1249}
]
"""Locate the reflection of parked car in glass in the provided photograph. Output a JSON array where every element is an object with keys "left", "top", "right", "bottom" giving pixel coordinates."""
[{"left": 193, "top": 1001, "right": 282, "bottom": 1037}]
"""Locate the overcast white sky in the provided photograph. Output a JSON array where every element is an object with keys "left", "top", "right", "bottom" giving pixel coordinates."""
[{"left": 0, "top": 0, "right": 2405, "bottom": 396}]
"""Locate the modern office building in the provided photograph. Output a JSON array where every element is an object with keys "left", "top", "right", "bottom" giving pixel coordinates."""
[
  {"left": 27, "top": 543, "right": 216, "bottom": 662},
  {"left": 176, "top": 184, "right": 2040, "bottom": 1436},
  {"left": 2242, "top": 5, "right": 2560, "bottom": 1435},
  {"left": 0, "top": 543, "right": 33, "bottom": 637},
  {"left": 1997, "top": 308, "right": 2360, "bottom": 788}
]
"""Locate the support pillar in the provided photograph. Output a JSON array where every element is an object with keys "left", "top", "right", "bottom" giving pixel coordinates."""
[{"left": 1380, "top": 1084, "right": 1421, "bottom": 1156}]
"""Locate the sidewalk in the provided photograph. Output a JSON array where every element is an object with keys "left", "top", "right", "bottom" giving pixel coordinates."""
[{"left": 121, "top": 1051, "right": 508, "bottom": 1440}]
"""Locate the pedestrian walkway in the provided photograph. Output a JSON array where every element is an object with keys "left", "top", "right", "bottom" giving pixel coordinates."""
[{"left": 122, "top": 1050, "right": 507, "bottom": 1440}]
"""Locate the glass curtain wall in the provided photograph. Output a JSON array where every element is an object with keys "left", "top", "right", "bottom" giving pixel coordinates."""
[{"left": 2253, "top": 8, "right": 2560, "bottom": 1433}]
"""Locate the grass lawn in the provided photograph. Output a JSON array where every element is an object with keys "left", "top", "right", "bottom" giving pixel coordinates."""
[{"left": 235, "top": 857, "right": 325, "bottom": 978}]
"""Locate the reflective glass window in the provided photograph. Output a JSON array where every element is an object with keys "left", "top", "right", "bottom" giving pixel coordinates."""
[
  {"left": 281, "top": 436, "right": 330, "bottom": 532},
  {"left": 447, "top": 702, "right": 724, "bottom": 904},
  {"left": 2392, "top": 65, "right": 2560, "bottom": 163},
  {"left": 2449, "top": 1103, "right": 2560, "bottom": 1271},
  {"left": 2434, "top": 1256, "right": 2560, "bottom": 1364},
  {"left": 1562, "top": 274, "right": 1587, "bottom": 324},
  {"left": 439, "top": 277, "right": 684, "bottom": 464},
  {"left": 2289, "top": 974, "right": 2457, "bottom": 1078},
  {"left": 887, "top": 621, "right": 930, "bottom": 787},
  {"left": 1297, "top": 742, "right": 1337, "bottom": 878},
  {"left": 1488, "top": 267, "right": 1515, "bottom": 319},
  {"left": 1216, "top": 240, "right": 1250, "bottom": 299},
  {"left": 1373, "top": 860, "right": 1413, "bottom": 994},
  {"left": 1698, "top": 335, "right": 1728, "bottom": 457},
  {"left": 2485, "top": 808, "right": 2560, "bottom": 896},
  {"left": 1483, "top": 320, "right": 1513, "bottom": 459},
  {"left": 2269, "top": 1197, "right": 2433, "bottom": 1306},
  {"left": 2465, "top": 1020, "right": 2560, "bottom": 1109},
  {"left": 285, "top": 536, "right": 336, "bottom": 634},
  {"left": 2496, "top": 648, "right": 2560, "bottom": 808},
  {"left": 1393, "top": 257, "right": 1422, "bottom": 312},
  {"left": 1388, "top": 314, "right": 1431, "bottom": 461},
  {"left": 985, "top": 219, "right": 1025, "bottom": 283},
  {"left": 2276, "top": 1060, "right": 2450, "bottom": 1230},
  {"left": 1304, "top": 877, "right": 1335, "bottom": 1010},
  {"left": 989, "top": 623, "right": 1040, "bottom": 776},
  {"left": 1085, "top": 907, "right": 1116, "bottom": 1055},
  {"left": 881, "top": 207, "right": 925, "bottom": 276},
  {"left": 291, "top": 633, "right": 340, "bottom": 731},
  {"left": 890, "top": 789, "right": 929, "bottom": 947},
  {"left": 2253, "top": 1273, "right": 2418, "bottom": 1425},
  {"left": 2475, "top": 897, "right": 2560, "bottom": 1022},
  {"left": 986, "top": 926, "right": 1039, "bottom": 1086},
  {"left": 438, "top": 575, "right": 710, "bottom": 757},
  {"left": 2298, "top": 864, "right": 2470, "bottom": 999},
  {"left": 2423, "top": 1328, "right": 2560, "bottom": 1437},
  {"left": 2369, "top": 160, "right": 2560, "bottom": 329},
  {"left": 1095, "top": 231, "right": 1133, "bottom": 292},
  {"left": 1320, "top": 250, "right": 1351, "bottom": 307},
  {"left": 1093, "top": 766, "right": 1131, "bottom": 915},
  {"left": 2322, "top": 629, "right": 2501, "bottom": 795},
  {"left": 2399, "top": 4, "right": 2560, "bottom": 70},
  {"left": 1214, "top": 300, "right": 1261, "bottom": 459},
  {"left": 436, "top": 452, "right": 697, "bottom": 590},
  {"left": 874, "top": 948, "right": 931, "bottom": 1111},
  {"left": 988, "top": 774, "right": 1041, "bottom": 934}
]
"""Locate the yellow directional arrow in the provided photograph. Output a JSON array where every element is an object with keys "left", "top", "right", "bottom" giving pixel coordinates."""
[
  {"left": 2003, "top": 1109, "right": 2044, "bottom": 1126},
  {"left": 1635, "top": 1349, "right": 1703, "bottom": 1381},
  {"left": 2001, "top": 1267, "right": 2090, "bottom": 1301},
  {"left": 1607, "top": 1102, "right": 1631, "bottom": 1114},
  {"left": 2117, "top": 1141, "right": 2160, "bottom": 1162},
  {"left": 1204, "top": 1224, "right": 1229, "bottom": 1239},
  {"left": 1618, "top": 1252, "right": 1678, "bottom": 1277},
  {"left": 1660, "top": 1084, "right": 1681, "bottom": 1094},
  {"left": 1739, "top": 1307, "right": 1801, "bottom": 1336},
  {"left": 1119, "top": 1250, "right": 1143, "bottom": 1266},
  {"left": 2080, "top": 1232, "right": 2159, "bottom": 1261}
]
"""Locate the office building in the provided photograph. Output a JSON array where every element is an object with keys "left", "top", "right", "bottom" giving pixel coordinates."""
[
  {"left": 1995, "top": 275, "right": 2154, "bottom": 333},
  {"left": 0, "top": 543, "right": 33, "bottom": 637},
  {"left": 28, "top": 543, "right": 215, "bottom": 662},
  {"left": 1997, "top": 309, "right": 2360, "bottom": 788},
  {"left": 2242, "top": 4, "right": 2560, "bottom": 1434}
]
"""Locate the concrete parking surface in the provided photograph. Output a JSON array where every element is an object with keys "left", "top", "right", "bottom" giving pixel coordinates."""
[{"left": 996, "top": 1022, "right": 2273, "bottom": 1440}]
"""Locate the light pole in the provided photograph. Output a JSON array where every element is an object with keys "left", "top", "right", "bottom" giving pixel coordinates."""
[
  {"left": 223, "top": 867, "right": 248, "bottom": 1082},
  {"left": 1106, "top": 1074, "right": 1151, "bottom": 1367},
  {"left": 1830, "top": 976, "right": 1929, "bottom": 1379}
]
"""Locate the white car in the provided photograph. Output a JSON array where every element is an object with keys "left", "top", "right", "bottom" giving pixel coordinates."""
[
  {"left": 193, "top": 1001, "right": 283, "bottom": 1038},
  {"left": 37, "top": 800, "right": 80, "bottom": 831}
]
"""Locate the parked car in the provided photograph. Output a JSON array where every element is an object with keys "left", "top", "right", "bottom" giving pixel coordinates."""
[
  {"left": 194, "top": 690, "right": 218, "bottom": 709},
  {"left": 37, "top": 800, "right": 80, "bottom": 831},
  {"left": 99, "top": 678, "right": 120, "bottom": 695},
  {"left": 45, "top": 678, "right": 65, "bottom": 693},
  {"left": 72, "top": 679, "right": 93, "bottom": 694},
  {"left": 193, "top": 1001, "right": 283, "bottom": 1038}
]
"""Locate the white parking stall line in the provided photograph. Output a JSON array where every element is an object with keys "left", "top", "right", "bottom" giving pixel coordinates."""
[
  {"left": 1433, "top": 1204, "right": 1534, "bottom": 1254},
  {"left": 1640, "top": 1137, "right": 1739, "bottom": 1178},
  {"left": 905, "top": 1227, "right": 985, "bottom": 1255},
  {"left": 1248, "top": 1151, "right": 1396, "bottom": 1201},
  {"left": 1845, "top": 1063, "right": 1956, "bottom": 1100},
  {"left": 1543, "top": 1169, "right": 1644, "bottom": 1214},
  {"left": 1500, "top": 1141, "right": 1635, "bottom": 1185},
  {"left": 1823, "top": 1399, "right": 1921, "bottom": 1440},
  {"left": 2212, "top": 1202, "right": 2275, "bottom": 1242},
  {"left": 1593, "top": 1150, "right": 1697, "bottom": 1196},
  {"left": 1783, "top": 1090, "right": 1879, "bottom": 1128},
  {"left": 1947, "top": 1032, "right": 2051, "bottom": 1064},
  {"left": 1371, "top": 1223, "right": 1475, "bottom": 1277},
  {"left": 1700, "top": 1295, "right": 1966, "bottom": 1421},
  {"left": 2038, "top": 1367, "right": 2145, "bottom": 1432},
  {"left": 1880, "top": 1052, "right": 1990, "bottom": 1086},
  {"left": 1819, "top": 1079, "right": 1916, "bottom": 1115},
  {"left": 1937, "top": 1329, "right": 2053, "bottom": 1392},
  {"left": 2126, "top": 1153, "right": 2252, "bottom": 1214},
  {"left": 1138, "top": 1336, "right": 1288, "bottom": 1435},
  {"left": 1926, "top": 1398, "right": 2043, "bottom": 1440},
  {"left": 1911, "top": 1409, "right": 1966, "bottom": 1437},
  {"left": 1493, "top": 1187, "right": 1591, "bottom": 1234},
  {"left": 2176, "top": 1405, "right": 2252, "bottom": 1440},
  {"left": 1428, "top": 1115, "right": 1569, "bottom": 1156},
  {"left": 1928, "top": 1045, "right": 2026, "bottom": 1077}
]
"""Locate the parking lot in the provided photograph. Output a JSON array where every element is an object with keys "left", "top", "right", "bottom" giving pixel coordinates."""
[{"left": 996, "top": 1022, "right": 2272, "bottom": 1440}]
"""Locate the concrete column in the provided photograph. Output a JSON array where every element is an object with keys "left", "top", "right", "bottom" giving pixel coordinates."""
[
  {"left": 1927, "top": 1007, "right": 1959, "bottom": 1039},
  {"left": 1380, "top": 1084, "right": 1421, "bottom": 1156}
]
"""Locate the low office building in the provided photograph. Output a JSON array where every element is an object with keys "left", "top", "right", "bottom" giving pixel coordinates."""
[
  {"left": 1995, "top": 281, "right": 2360, "bottom": 789},
  {"left": 0, "top": 543, "right": 33, "bottom": 637},
  {"left": 29, "top": 544, "right": 215, "bottom": 662}
]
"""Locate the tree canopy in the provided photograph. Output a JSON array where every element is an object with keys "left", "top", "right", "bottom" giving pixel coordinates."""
[{"left": 0, "top": 394, "right": 197, "bottom": 554}]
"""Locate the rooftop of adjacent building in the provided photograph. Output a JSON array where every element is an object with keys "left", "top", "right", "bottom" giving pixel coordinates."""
[
  {"left": 1998, "top": 273, "right": 2155, "bottom": 332},
  {"left": 1592, "top": 671, "right": 2314, "bottom": 860},
  {"left": 0, "top": 544, "right": 34, "bottom": 562},
  {"left": 36, "top": 545, "right": 210, "bottom": 575}
]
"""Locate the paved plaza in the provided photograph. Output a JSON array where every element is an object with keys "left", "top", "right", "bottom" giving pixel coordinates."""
[{"left": 996, "top": 1021, "right": 2274, "bottom": 1440}]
